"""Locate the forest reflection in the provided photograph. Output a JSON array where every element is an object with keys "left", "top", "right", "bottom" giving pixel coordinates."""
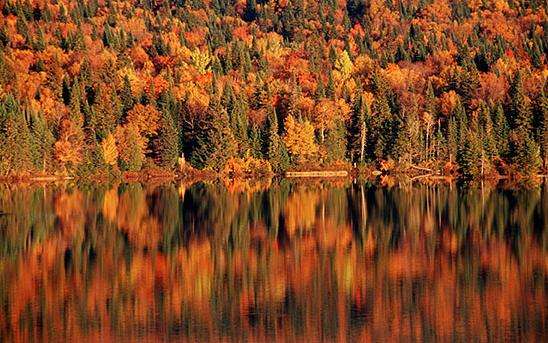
[{"left": 0, "top": 180, "right": 545, "bottom": 342}]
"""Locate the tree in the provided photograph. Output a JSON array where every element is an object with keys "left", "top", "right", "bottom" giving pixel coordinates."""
[
  {"left": 334, "top": 50, "right": 353, "bottom": 80},
  {"left": 282, "top": 114, "right": 318, "bottom": 164},
  {"left": 394, "top": 101, "right": 421, "bottom": 165},
  {"left": 54, "top": 118, "right": 84, "bottom": 172},
  {"left": 0, "top": 95, "right": 33, "bottom": 174},
  {"left": 190, "top": 98, "right": 237, "bottom": 170},
  {"left": 30, "top": 112, "right": 54, "bottom": 172},
  {"left": 324, "top": 118, "right": 347, "bottom": 162},
  {"left": 507, "top": 71, "right": 540, "bottom": 174},
  {"left": 244, "top": 0, "right": 257, "bottom": 22},
  {"left": 533, "top": 90, "right": 547, "bottom": 169},
  {"left": 115, "top": 125, "right": 144, "bottom": 172},
  {"left": 493, "top": 103, "right": 509, "bottom": 157},
  {"left": 347, "top": 93, "right": 368, "bottom": 163},
  {"left": 90, "top": 85, "right": 122, "bottom": 140},
  {"left": 457, "top": 130, "right": 481, "bottom": 179},
  {"left": 370, "top": 71, "right": 393, "bottom": 159},
  {"left": 101, "top": 133, "right": 118, "bottom": 167},
  {"left": 446, "top": 116, "right": 458, "bottom": 164},
  {"left": 155, "top": 108, "right": 179, "bottom": 168},
  {"left": 263, "top": 106, "right": 282, "bottom": 171},
  {"left": 478, "top": 102, "right": 496, "bottom": 159},
  {"left": 126, "top": 104, "right": 160, "bottom": 137},
  {"left": 120, "top": 75, "right": 135, "bottom": 116},
  {"left": 508, "top": 70, "right": 532, "bottom": 135}
]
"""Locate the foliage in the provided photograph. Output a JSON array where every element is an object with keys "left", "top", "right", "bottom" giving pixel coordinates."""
[
  {"left": 282, "top": 115, "right": 318, "bottom": 164},
  {"left": 0, "top": 0, "right": 544, "bottom": 178}
]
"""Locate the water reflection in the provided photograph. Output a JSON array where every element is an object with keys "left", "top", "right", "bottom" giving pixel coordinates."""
[{"left": 0, "top": 180, "right": 545, "bottom": 341}]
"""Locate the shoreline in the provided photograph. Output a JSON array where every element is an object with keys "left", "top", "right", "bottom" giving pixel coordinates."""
[{"left": 0, "top": 169, "right": 546, "bottom": 186}]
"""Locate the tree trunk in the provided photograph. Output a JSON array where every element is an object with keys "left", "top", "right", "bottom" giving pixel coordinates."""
[{"left": 359, "top": 125, "right": 366, "bottom": 163}]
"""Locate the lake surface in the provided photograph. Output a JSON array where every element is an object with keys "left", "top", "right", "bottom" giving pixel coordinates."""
[{"left": 0, "top": 180, "right": 545, "bottom": 342}]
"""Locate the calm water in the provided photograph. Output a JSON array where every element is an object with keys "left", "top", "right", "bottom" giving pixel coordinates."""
[{"left": 0, "top": 180, "right": 545, "bottom": 342}]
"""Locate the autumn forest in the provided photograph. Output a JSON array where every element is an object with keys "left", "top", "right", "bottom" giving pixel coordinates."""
[{"left": 0, "top": 0, "right": 546, "bottom": 180}]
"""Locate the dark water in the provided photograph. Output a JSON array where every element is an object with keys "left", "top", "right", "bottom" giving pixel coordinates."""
[{"left": 0, "top": 180, "right": 545, "bottom": 342}]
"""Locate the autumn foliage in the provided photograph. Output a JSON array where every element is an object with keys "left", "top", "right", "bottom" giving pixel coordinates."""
[{"left": 0, "top": 0, "right": 545, "bottom": 179}]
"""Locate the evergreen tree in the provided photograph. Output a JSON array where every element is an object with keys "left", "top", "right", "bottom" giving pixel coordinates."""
[
  {"left": 244, "top": 0, "right": 257, "bottom": 22},
  {"left": 0, "top": 95, "right": 33, "bottom": 174},
  {"left": 370, "top": 71, "right": 393, "bottom": 159},
  {"left": 90, "top": 85, "right": 122, "bottom": 140},
  {"left": 457, "top": 130, "right": 481, "bottom": 179},
  {"left": 533, "top": 90, "right": 547, "bottom": 169},
  {"left": 394, "top": 102, "right": 420, "bottom": 164},
  {"left": 493, "top": 103, "right": 509, "bottom": 157},
  {"left": 453, "top": 97, "right": 468, "bottom": 145},
  {"left": 478, "top": 102, "right": 497, "bottom": 159},
  {"left": 263, "top": 106, "right": 282, "bottom": 171},
  {"left": 508, "top": 70, "right": 532, "bottom": 134},
  {"left": 325, "top": 118, "right": 347, "bottom": 162},
  {"left": 190, "top": 98, "right": 237, "bottom": 170},
  {"left": 120, "top": 75, "right": 134, "bottom": 116},
  {"left": 347, "top": 93, "right": 368, "bottom": 163},
  {"left": 155, "top": 108, "right": 179, "bottom": 169},
  {"left": 446, "top": 116, "right": 458, "bottom": 163},
  {"left": 30, "top": 112, "right": 54, "bottom": 172},
  {"left": 118, "top": 126, "right": 144, "bottom": 172},
  {"left": 507, "top": 70, "right": 540, "bottom": 174}
]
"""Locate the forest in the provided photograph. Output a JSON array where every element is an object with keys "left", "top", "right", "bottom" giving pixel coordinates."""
[{"left": 0, "top": 0, "right": 546, "bottom": 180}]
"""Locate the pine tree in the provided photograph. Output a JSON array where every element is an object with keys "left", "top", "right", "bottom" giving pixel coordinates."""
[
  {"left": 229, "top": 98, "right": 249, "bottom": 155},
  {"left": 394, "top": 102, "right": 420, "bottom": 165},
  {"left": 507, "top": 70, "right": 540, "bottom": 174},
  {"left": 453, "top": 97, "right": 468, "bottom": 145},
  {"left": 117, "top": 125, "right": 144, "bottom": 172},
  {"left": 91, "top": 85, "right": 122, "bottom": 140},
  {"left": 155, "top": 108, "right": 179, "bottom": 169},
  {"left": 508, "top": 70, "right": 532, "bottom": 134},
  {"left": 325, "top": 118, "right": 347, "bottom": 162},
  {"left": 30, "top": 112, "right": 54, "bottom": 172},
  {"left": 457, "top": 130, "right": 481, "bottom": 179},
  {"left": 478, "top": 102, "right": 496, "bottom": 159},
  {"left": 347, "top": 93, "right": 368, "bottom": 163},
  {"left": 190, "top": 98, "right": 237, "bottom": 170},
  {"left": 370, "top": 71, "right": 393, "bottom": 159},
  {"left": 493, "top": 103, "right": 509, "bottom": 157},
  {"left": 244, "top": 0, "right": 257, "bottom": 21},
  {"left": 446, "top": 116, "right": 458, "bottom": 164},
  {"left": 533, "top": 90, "right": 547, "bottom": 169},
  {"left": 263, "top": 106, "right": 282, "bottom": 171},
  {"left": 120, "top": 75, "right": 134, "bottom": 116},
  {"left": 0, "top": 95, "right": 33, "bottom": 174}
]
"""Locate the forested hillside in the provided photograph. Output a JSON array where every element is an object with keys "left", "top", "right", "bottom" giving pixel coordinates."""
[{"left": 0, "top": 0, "right": 546, "bottom": 179}]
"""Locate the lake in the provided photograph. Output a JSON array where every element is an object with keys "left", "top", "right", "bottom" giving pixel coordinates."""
[{"left": 0, "top": 180, "right": 545, "bottom": 341}]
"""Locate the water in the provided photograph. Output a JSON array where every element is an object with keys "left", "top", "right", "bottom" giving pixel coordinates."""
[{"left": 0, "top": 180, "right": 545, "bottom": 341}]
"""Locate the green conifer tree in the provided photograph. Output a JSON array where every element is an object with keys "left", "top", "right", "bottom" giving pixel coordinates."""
[
  {"left": 347, "top": 93, "right": 368, "bottom": 163},
  {"left": 190, "top": 98, "right": 237, "bottom": 170},
  {"left": 155, "top": 108, "right": 179, "bottom": 169},
  {"left": 493, "top": 103, "right": 509, "bottom": 157},
  {"left": 264, "top": 106, "right": 282, "bottom": 172},
  {"left": 457, "top": 130, "right": 481, "bottom": 179}
]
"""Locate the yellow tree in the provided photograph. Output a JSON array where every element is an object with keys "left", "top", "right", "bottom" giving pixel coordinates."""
[
  {"left": 101, "top": 133, "right": 118, "bottom": 167},
  {"left": 190, "top": 48, "right": 211, "bottom": 74},
  {"left": 283, "top": 115, "right": 318, "bottom": 163},
  {"left": 334, "top": 50, "right": 353, "bottom": 81}
]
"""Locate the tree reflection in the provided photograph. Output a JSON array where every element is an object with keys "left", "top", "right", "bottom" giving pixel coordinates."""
[{"left": 0, "top": 180, "right": 545, "bottom": 341}]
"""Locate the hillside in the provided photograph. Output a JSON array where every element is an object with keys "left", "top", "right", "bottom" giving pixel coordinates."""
[{"left": 0, "top": 0, "right": 546, "bottom": 179}]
